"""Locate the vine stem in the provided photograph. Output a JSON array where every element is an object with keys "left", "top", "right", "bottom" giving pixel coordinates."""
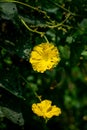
[
  {"left": 1, "top": 0, "right": 43, "bottom": 11},
  {"left": 47, "top": 13, "right": 71, "bottom": 28},
  {"left": 1, "top": 0, "right": 72, "bottom": 42},
  {"left": 19, "top": 16, "right": 44, "bottom": 36},
  {"left": 1, "top": 0, "right": 52, "bottom": 22},
  {"left": 43, "top": 35, "right": 49, "bottom": 43},
  {"left": 47, "top": 0, "right": 78, "bottom": 16},
  {"left": 1, "top": 0, "right": 72, "bottom": 30},
  {"left": 19, "top": 74, "right": 42, "bottom": 101},
  {"left": 19, "top": 16, "right": 49, "bottom": 42}
]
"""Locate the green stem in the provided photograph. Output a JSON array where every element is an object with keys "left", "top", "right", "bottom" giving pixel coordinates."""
[
  {"left": 42, "top": 118, "right": 49, "bottom": 130},
  {"left": 19, "top": 74, "right": 41, "bottom": 101},
  {"left": 1, "top": 0, "right": 52, "bottom": 22},
  {"left": 47, "top": 0, "right": 77, "bottom": 16},
  {"left": 47, "top": 13, "right": 71, "bottom": 28},
  {"left": 19, "top": 16, "right": 49, "bottom": 42},
  {"left": 19, "top": 16, "right": 44, "bottom": 36},
  {"left": 43, "top": 35, "right": 49, "bottom": 43}
]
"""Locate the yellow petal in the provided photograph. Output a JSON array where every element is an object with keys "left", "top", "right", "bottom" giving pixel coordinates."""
[{"left": 29, "top": 43, "right": 60, "bottom": 73}]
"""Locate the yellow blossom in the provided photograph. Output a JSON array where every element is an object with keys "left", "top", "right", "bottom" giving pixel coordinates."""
[
  {"left": 32, "top": 100, "right": 61, "bottom": 119},
  {"left": 29, "top": 42, "right": 60, "bottom": 73}
]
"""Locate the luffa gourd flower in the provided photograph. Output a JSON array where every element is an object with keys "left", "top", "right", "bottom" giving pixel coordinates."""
[
  {"left": 29, "top": 42, "right": 60, "bottom": 73},
  {"left": 32, "top": 100, "right": 61, "bottom": 119}
]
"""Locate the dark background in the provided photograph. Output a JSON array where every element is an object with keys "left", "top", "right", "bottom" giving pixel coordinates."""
[{"left": 0, "top": 0, "right": 87, "bottom": 130}]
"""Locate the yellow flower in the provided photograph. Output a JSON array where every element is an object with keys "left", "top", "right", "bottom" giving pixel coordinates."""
[
  {"left": 29, "top": 42, "right": 60, "bottom": 73},
  {"left": 32, "top": 100, "right": 61, "bottom": 119}
]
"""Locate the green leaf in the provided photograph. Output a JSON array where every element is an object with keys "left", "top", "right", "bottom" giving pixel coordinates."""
[
  {"left": 0, "top": 106, "right": 24, "bottom": 126},
  {"left": 59, "top": 45, "right": 70, "bottom": 60},
  {"left": 4, "top": 57, "right": 12, "bottom": 65},
  {"left": 66, "top": 36, "right": 73, "bottom": 44},
  {"left": 81, "top": 50, "right": 87, "bottom": 57},
  {"left": 0, "top": 2, "right": 18, "bottom": 20}
]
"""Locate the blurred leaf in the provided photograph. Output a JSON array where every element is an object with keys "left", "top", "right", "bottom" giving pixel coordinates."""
[
  {"left": 71, "top": 66, "right": 83, "bottom": 81},
  {"left": 79, "top": 19, "right": 87, "bottom": 29},
  {"left": 4, "top": 57, "right": 12, "bottom": 65},
  {"left": 26, "top": 83, "right": 38, "bottom": 92},
  {"left": 81, "top": 50, "right": 87, "bottom": 59},
  {"left": 66, "top": 36, "right": 73, "bottom": 44},
  {"left": 0, "top": 106, "right": 24, "bottom": 126},
  {"left": 59, "top": 45, "right": 70, "bottom": 60},
  {"left": 45, "top": 7, "right": 58, "bottom": 14},
  {"left": 1, "top": 48, "right": 7, "bottom": 56},
  {"left": 0, "top": 2, "right": 18, "bottom": 20}
]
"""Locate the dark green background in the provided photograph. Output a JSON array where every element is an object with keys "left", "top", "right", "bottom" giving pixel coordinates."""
[{"left": 0, "top": 0, "right": 87, "bottom": 130}]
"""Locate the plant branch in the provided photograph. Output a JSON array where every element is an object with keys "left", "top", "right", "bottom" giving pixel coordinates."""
[
  {"left": 46, "top": 13, "right": 71, "bottom": 29},
  {"left": 19, "top": 16, "right": 45, "bottom": 36},
  {"left": 1, "top": 0, "right": 52, "bottom": 22}
]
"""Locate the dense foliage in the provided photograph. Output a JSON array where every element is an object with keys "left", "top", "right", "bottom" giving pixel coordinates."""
[{"left": 0, "top": 0, "right": 87, "bottom": 130}]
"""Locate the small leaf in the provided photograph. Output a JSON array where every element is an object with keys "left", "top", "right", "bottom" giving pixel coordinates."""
[
  {"left": 81, "top": 50, "right": 87, "bottom": 57},
  {"left": 4, "top": 57, "right": 12, "bottom": 65},
  {"left": 59, "top": 45, "right": 70, "bottom": 60},
  {"left": 66, "top": 36, "right": 73, "bottom": 44}
]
